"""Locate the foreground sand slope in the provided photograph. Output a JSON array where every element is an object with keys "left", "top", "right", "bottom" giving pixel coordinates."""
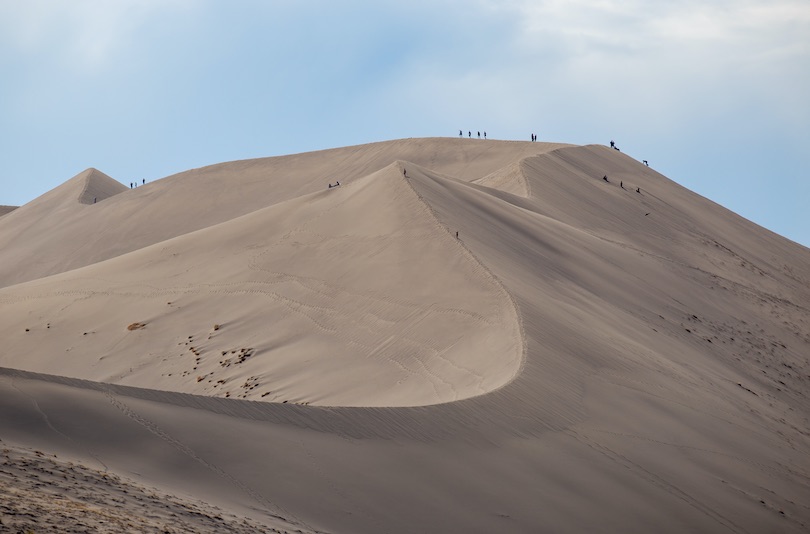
[
  {"left": 1, "top": 139, "right": 808, "bottom": 533},
  {"left": 0, "top": 441, "right": 290, "bottom": 533}
]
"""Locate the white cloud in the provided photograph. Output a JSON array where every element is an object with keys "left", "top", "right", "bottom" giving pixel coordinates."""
[{"left": 464, "top": 1, "right": 810, "bottom": 126}]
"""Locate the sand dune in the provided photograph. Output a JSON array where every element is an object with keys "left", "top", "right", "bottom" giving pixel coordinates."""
[
  {"left": 1, "top": 138, "right": 808, "bottom": 533},
  {"left": 0, "top": 138, "right": 569, "bottom": 289},
  {"left": 0, "top": 162, "right": 521, "bottom": 406}
]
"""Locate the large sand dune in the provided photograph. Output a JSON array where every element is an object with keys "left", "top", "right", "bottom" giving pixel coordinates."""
[
  {"left": 0, "top": 162, "right": 521, "bottom": 406},
  {"left": 1, "top": 138, "right": 808, "bottom": 533}
]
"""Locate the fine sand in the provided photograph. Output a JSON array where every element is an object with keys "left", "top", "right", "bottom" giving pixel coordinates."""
[
  {"left": 1, "top": 138, "right": 808, "bottom": 533},
  {"left": 0, "top": 440, "right": 294, "bottom": 533}
]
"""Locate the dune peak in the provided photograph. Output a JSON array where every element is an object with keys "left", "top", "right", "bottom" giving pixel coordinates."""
[{"left": 75, "top": 167, "right": 128, "bottom": 204}]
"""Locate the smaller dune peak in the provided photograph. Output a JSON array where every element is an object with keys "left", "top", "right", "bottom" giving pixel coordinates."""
[{"left": 76, "top": 168, "right": 128, "bottom": 205}]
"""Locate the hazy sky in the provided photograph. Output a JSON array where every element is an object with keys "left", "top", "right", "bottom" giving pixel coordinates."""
[{"left": 2, "top": 1, "right": 808, "bottom": 246}]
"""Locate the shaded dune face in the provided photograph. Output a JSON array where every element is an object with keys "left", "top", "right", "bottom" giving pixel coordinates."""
[{"left": 0, "top": 206, "right": 17, "bottom": 217}]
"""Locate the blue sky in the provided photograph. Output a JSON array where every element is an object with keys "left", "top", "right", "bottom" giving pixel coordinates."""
[{"left": 2, "top": 0, "right": 808, "bottom": 246}]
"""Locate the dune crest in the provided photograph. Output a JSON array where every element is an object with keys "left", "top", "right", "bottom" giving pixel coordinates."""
[{"left": 0, "top": 139, "right": 568, "bottom": 289}]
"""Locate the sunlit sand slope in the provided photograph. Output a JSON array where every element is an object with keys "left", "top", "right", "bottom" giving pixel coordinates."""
[{"left": 0, "top": 162, "right": 521, "bottom": 407}]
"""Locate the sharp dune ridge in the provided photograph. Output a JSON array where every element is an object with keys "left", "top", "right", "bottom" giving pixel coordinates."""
[{"left": 1, "top": 137, "right": 808, "bottom": 533}]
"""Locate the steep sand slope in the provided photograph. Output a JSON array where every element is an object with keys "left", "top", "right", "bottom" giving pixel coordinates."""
[
  {"left": 0, "top": 140, "right": 808, "bottom": 533},
  {"left": 0, "top": 138, "right": 570, "bottom": 288},
  {"left": 0, "top": 163, "right": 521, "bottom": 407},
  {"left": 519, "top": 146, "right": 809, "bottom": 297}
]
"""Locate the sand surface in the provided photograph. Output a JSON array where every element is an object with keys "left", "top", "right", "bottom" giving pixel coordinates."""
[
  {"left": 0, "top": 440, "right": 295, "bottom": 533},
  {"left": 1, "top": 138, "right": 809, "bottom": 532}
]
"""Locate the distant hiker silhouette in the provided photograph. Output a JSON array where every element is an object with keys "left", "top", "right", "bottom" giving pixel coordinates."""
[
  {"left": 130, "top": 183, "right": 133, "bottom": 189},
  {"left": 610, "top": 140, "right": 615, "bottom": 148},
  {"left": 469, "top": 131, "right": 472, "bottom": 138},
  {"left": 620, "top": 181, "right": 624, "bottom": 189},
  {"left": 603, "top": 175, "right": 609, "bottom": 182},
  {"left": 328, "top": 183, "right": 332, "bottom": 189},
  {"left": 459, "top": 130, "right": 463, "bottom": 137},
  {"left": 478, "top": 131, "right": 481, "bottom": 138},
  {"left": 336, "top": 181, "right": 340, "bottom": 186},
  {"left": 484, "top": 132, "right": 487, "bottom": 139},
  {"left": 456, "top": 231, "right": 459, "bottom": 239},
  {"left": 643, "top": 160, "right": 648, "bottom": 166},
  {"left": 636, "top": 187, "right": 641, "bottom": 193},
  {"left": 142, "top": 178, "right": 145, "bottom": 184}
]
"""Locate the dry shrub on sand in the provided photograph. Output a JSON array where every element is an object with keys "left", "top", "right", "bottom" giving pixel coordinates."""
[{"left": 127, "top": 322, "right": 146, "bottom": 331}]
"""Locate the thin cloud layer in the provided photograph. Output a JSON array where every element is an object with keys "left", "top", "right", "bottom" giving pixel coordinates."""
[
  {"left": 474, "top": 0, "right": 809, "bottom": 123},
  {"left": 0, "top": 1, "right": 194, "bottom": 68}
]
